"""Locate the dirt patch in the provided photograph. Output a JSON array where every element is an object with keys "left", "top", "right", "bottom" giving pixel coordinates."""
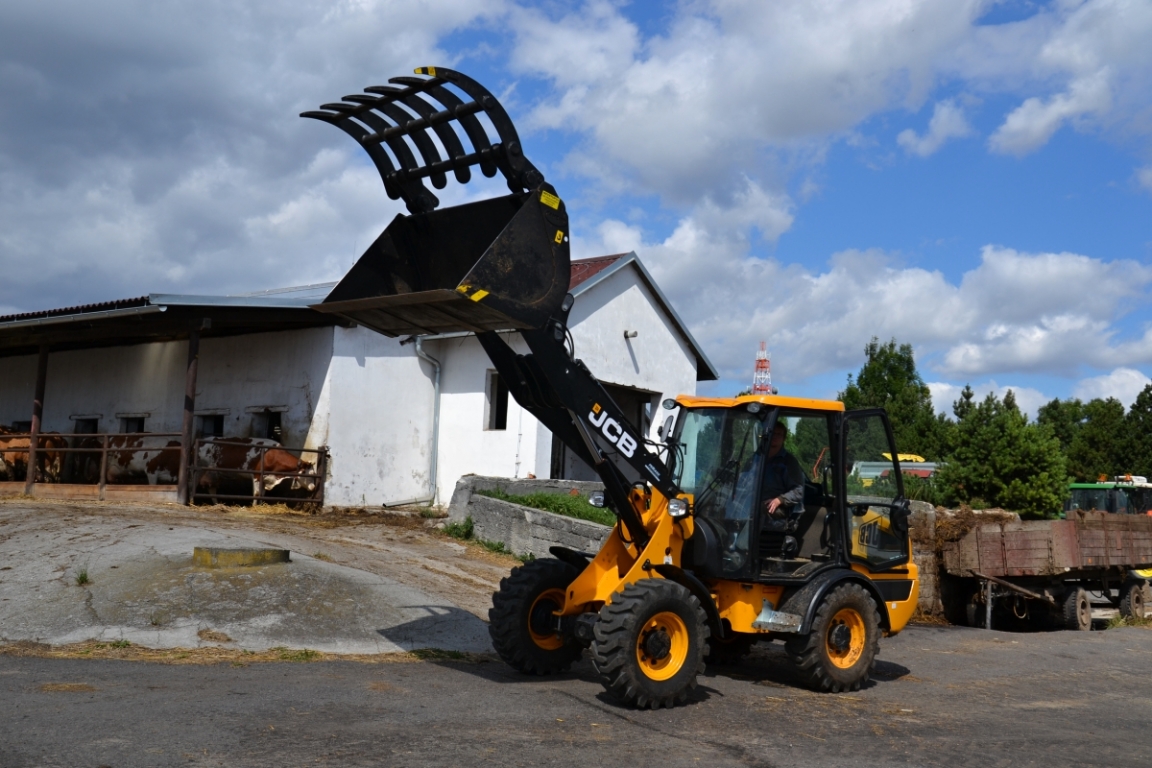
[
  {"left": 39, "top": 682, "right": 97, "bottom": 692},
  {"left": 933, "top": 506, "right": 1018, "bottom": 550},
  {"left": 0, "top": 639, "right": 494, "bottom": 666},
  {"left": 197, "top": 629, "right": 232, "bottom": 643}
]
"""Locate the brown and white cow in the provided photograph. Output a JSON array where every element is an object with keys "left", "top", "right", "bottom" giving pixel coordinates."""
[
  {"left": 195, "top": 437, "right": 317, "bottom": 501},
  {"left": 75, "top": 435, "right": 182, "bottom": 485},
  {"left": 0, "top": 428, "right": 66, "bottom": 483}
]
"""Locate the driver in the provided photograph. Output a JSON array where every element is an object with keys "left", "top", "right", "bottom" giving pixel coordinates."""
[{"left": 762, "top": 421, "right": 805, "bottom": 520}]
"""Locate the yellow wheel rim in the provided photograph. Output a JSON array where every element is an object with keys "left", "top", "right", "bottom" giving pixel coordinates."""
[
  {"left": 635, "top": 611, "right": 689, "bottom": 681},
  {"left": 528, "top": 588, "right": 565, "bottom": 651},
  {"left": 825, "top": 608, "right": 866, "bottom": 670}
]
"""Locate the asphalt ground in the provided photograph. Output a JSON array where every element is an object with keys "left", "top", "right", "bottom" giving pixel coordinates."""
[
  {"left": 3, "top": 623, "right": 1152, "bottom": 768},
  {"left": 3, "top": 500, "right": 1152, "bottom": 767}
]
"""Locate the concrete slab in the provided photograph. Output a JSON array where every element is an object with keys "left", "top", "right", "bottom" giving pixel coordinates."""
[{"left": 0, "top": 501, "right": 498, "bottom": 655}]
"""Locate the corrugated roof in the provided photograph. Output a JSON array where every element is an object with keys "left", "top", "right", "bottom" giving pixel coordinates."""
[
  {"left": 570, "top": 254, "right": 626, "bottom": 289},
  {"left": 0, "top": 296, "right": 150, "bottom": 325}
]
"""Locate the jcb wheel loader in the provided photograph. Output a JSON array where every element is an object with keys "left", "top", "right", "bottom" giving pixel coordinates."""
[{"left": 305, "top": 67, "right": 920, "bottom": 708}]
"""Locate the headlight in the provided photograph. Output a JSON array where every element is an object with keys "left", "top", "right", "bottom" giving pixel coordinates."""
[
  {"left": 588, "top": 490, "right": 606, "bottom": 508},
  {"left": 668, "top": 498, "right": 689, "bottom": 518}
]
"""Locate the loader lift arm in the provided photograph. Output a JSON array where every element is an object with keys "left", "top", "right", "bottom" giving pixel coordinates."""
[{"left": 305, "top": 67, "right": 683, "bottom": 544}]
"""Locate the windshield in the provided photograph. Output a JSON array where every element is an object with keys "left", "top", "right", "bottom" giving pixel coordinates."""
[{"left": 673, "top": 407, "right": 770, "bottom": 522}]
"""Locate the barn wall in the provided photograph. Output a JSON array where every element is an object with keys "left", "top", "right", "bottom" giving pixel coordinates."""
[
  {"left": 0, "top": 354, "right": 40, "bottom": 427},
  {"left": 1, "top": 342, "right": 187, "bottom": 434},
  {"left": 432, "top": 333, "right": 541, "bottom": 506},
  {"left": 321, "top": 326, "right": 435, "bottom": 507},
  {"left": 196, "top": 327, "right": 332, "bottom": 448}
]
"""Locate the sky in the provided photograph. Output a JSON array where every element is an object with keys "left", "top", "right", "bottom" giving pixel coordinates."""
[{"left": 1, "top": 0, "right": 1150, "bottom": 418}]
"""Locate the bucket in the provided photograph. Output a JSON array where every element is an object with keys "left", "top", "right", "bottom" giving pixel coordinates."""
[{"left": 314, "top": 189, "right": 570, "bottom": 336}]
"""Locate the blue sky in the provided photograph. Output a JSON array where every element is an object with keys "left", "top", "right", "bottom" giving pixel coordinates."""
[{"left": 1, "top": 0, "right": 1150, "bottom": 416}]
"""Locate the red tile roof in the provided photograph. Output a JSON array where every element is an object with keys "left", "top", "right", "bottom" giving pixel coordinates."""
[{"left": 569, "top": 254, "right": 626, "bottom": 290}]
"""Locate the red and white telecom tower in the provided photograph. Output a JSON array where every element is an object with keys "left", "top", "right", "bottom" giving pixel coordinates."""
[{"left": 751, "top": 341, "right": 775, "bottom": 395}]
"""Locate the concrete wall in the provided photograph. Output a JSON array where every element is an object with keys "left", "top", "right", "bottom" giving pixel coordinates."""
[
  {"left": 447, "top": 475, "right": 611, "bottom": 559},
  {"left": 320, "top": 326, "right": 435, "bottom": 508}
]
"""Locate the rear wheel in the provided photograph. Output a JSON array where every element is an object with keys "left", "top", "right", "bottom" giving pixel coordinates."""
[
  {"left": 591, "top": 579, "right": 708, "bottom": 709},
  {"left": 1119, "top": 581, "right": 1146, "bottom": 620},
  {"left": 489, "top": 559, "right": 583, "bottom": 674},
  {"left": 1061, "top": 587, "right": 1092, "bottom": 631},
  {"left": 786, "top": 582, "right": 880, "bottom": 693}
]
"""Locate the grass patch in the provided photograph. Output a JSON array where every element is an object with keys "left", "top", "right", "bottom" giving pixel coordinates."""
[
  {"left": 312, "top": 552, "right": 332, "bottom": 562},
  {"left": 443, "top": 516, "right": 474, "bottom": 540},
  {"left": 74, "top": 568, "right": 90, "bottom": 586},
  {"left": 110, "top": 639, "right": 131, "bottom": 649},
  {"left": 409, "top": 647, "right": 467, "bottom": 661},
  {"left": 475, "top": 488, "right": 616, "bottom": 527},
  {"left": 274, "top": 647, "right": 320, "bottom": 662},
  {"left": 1105, "top": 614, "right": 1152, "bottom": 630},
  {"left": 419, "top": 507, "right": 447, "bottom": 519}
]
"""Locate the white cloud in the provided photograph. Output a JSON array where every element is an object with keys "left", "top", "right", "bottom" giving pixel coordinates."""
[
  {"left": 1138, "top": 165, "right": 1152, "bottom": 192},
  {"left": 988, "top": 70, "right": 1112, "bottom": 155},
  {"left": 1073, "top": 367, "right": 1152, "bottom": 407},
  {"left": 580, "top": 204, "right": 1152, "bottom": 386},
  {"left": 897, "top": 100, "right": 974, "bottom": 157}
]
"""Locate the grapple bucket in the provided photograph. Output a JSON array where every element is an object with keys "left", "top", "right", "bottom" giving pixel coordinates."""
[{"left": 303, "top": 67, "right": 570, "bottom": 335}]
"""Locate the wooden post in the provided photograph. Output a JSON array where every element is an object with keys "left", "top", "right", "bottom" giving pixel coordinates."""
[
  {"left": 97, "top": 434, "right": 109, "bottom": 501},
  {"left": 23, "top": 344, "right": 48, "bottom": 495},
  {"left": 177, "top": 329, "right": 200, "bottom": 505}
]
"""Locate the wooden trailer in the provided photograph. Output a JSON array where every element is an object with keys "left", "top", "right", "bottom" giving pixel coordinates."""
[{"left": 940, "top": 510, "right": 1152, "bottom": 630}]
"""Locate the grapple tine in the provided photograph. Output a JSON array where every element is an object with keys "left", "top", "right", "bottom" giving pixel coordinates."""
[{"left": 305, "top": 67, "right": 569, "bottom": 334}]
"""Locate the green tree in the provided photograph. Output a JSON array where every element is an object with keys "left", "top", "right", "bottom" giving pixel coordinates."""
[
  {"left": 1066, "top": 398, "right": 1127, "bottom": 482},
  {"left": 839, "top": 338, "right": 947, "bottom": 460},
  {"left": 936, "top": 390, "right": 1069, "bottom": 517},
  {"left": 1125, "top": 384, "right": 1152, "bottom": 479},
  {"left": 1036, "top": 397, "right": 1085, "bottom": 453}
]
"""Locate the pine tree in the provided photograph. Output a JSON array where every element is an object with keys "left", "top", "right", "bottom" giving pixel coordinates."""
[
  {"left": 937, "top": 390, "right": 1068, "bottom": 517},
  {"left": 839, "top": 338, "right": 946, "bottom": 459},
  {"left": 1125, "top": 384, "right": 1152, "bottom": 479}
]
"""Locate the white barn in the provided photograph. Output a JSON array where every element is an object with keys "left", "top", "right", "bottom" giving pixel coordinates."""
[{"left": 0, "top": 252, "right": 716, "bottom": 506}]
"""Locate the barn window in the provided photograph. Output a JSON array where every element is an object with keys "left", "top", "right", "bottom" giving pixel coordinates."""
[
  {"left": 252, "top": 410, "right": 282, "bottom": 441},
  {"left": 485, "top": 370, "right": 509, "bottom": 431},
  {"left": 196, "top": 414, "right": 225, "bottom": 438},
  {"left": 121, "top": 417, "right": 146, "bottom": 434},
  {"left": 73, "top": 418, "right": 99, "bottom": 435}
]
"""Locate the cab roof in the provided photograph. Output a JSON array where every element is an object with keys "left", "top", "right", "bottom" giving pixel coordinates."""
[{"left": 675, "top": 393, "right": 845, "bottom": 412}]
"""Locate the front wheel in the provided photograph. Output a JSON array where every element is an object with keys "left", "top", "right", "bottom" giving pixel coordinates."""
[
  {"left": 489, "top": 558, "right": 583, "bottom": 674},
  {"left": 591, "top": 579, "right": 708, "bottom": 709},
  {"left": 786, "top": 582, "right": 881, "bottom": 692}
]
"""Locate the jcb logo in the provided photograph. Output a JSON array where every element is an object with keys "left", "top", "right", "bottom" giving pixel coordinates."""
[{"left": 589, "top": 403, "right": 638, "bottom": 458}]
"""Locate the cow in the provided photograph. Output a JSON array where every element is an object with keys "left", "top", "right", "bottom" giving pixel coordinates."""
[
  {"left": 74, "top": 435, "right": 183, "bottom": 485},
  {"left": 0, "top": 428, "right": 66, "bottom": 483},
  {"left": 195, "top": 437, "right": 317, "bottom": 503}
]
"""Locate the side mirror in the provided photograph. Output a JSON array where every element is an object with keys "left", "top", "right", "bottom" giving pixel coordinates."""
[
  {"left": 891, "top": 498, "right": 911, "bottom": 535},
  {"left": 658, "top": 414, "right": 675, "bottom": 441},
  {"left": 851, "top": 504, "right": 869, "bottom": 517}
]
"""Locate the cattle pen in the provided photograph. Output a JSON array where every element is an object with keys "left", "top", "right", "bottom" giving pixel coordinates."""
[{"left": 0, "top": 430, "right": 328, "bottom": 507}]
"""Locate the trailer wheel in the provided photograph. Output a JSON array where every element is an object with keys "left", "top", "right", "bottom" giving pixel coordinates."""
[
  {"left": 1119, "top": 581, "right": 1146, "bottom": 620},
  {"left": 489, "top": 558, "right": 583, "bottom": 674},
  {"left": 785, "top": 582, "right": 880, "bottom": 693},
  {"left": 591, "top": 579, "right": 708, "bottom": 709},
  {"left": 1061, "top": 587, "right": 1092, "bottom": 631}
]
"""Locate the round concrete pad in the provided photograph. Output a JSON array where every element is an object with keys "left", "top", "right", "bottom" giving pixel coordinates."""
[
  {"left": 192, "top": 546, "right": 290, "bottom": 568},
  {"left": 0, "top": 509, "right": 494, "bottom": 655}
]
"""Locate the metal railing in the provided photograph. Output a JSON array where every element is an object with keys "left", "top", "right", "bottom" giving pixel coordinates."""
[
  {"left": 189, "top": 438, "right": 329, "bottom": 506},
  {"left": 1, "top": 431, "right": 328, "bottom": 506}
]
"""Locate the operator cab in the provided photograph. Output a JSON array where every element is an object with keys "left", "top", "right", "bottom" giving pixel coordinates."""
[{"left": 671, "top": 397, "right": 911, "bottom": 582}]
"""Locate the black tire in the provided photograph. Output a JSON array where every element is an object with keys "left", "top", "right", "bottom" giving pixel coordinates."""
[
  {"left": 1119, "top": 581, "right": 1146, "bottom": 620},
  {"left": 489, "top": 558, "right": 583, "bottom": 675},
  {"left": 1061, "top": 586, "right": 1092, "bottom": 631},
  {"left": 590, "top": 579, "right": 708, "bottom": 709},
  {"left": 785, "top": 582, "right": 881, "bottom": 693},
  {"left": 705, "top": 631, "right": 755, "bottom": 666}
]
